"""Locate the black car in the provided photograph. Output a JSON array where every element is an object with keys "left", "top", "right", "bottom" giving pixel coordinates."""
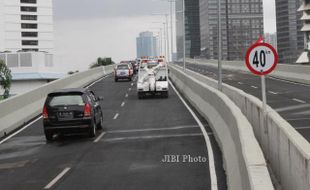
[{"left": 42, "top": 88, "right": 104, "bottom": 141}]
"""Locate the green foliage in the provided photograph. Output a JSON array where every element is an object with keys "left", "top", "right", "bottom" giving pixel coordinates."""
[
  {"left": 0, "top": 60, "right": 12, "bottom": 99},
  {"left": 67, "top": 70, "right": 79, "bottom": 75},
  {"left": 90, "top": 57, "right": 115, "bottom": 69}
]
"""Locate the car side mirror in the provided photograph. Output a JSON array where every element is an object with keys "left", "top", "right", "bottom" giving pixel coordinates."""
[{"left": 97, "top": 96, "right": 104, "bottom": 101}]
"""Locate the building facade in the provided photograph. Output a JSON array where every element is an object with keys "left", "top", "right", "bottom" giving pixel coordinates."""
[
  {"left": 0, "top": 0, "right": 54, "bottom": 53},
  {"left": 176, "top": 0, "right": 201, "bottom": 60},
  {"left": 296, "top": 1, "right": 310, "bottom": 63},
  {"left": 136, "top": 31, "right": 158, "bottom": 58},
  {"left": 199, "top": 0, "right": 264, "bottom": 60},
  {"left": 276, "top": 0, "right": 304, "bottom": 64}
]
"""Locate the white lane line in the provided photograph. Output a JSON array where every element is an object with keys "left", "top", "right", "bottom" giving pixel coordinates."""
[
  {"left": 268, "top": 91, "right": 278, "bottom": 95},
  {"left": 251, "top": 85, "right": 258, "bottom": 89},
  {"left": 113, "top": 113, "right": 119, "bottom": 120},
  {"left": 169, "top": 81, "right": 218, "bottom": 190},
  {"left": 108, "top": 125, "right": 200, "bottom": 134},
  {"left": 275, "top": 104, "right": 310, "bottom": 112},
  {"left": 287, "top": 118, "right": 310, "bottom": 121},
  {"left": 121, "top": 102, "right": 125, "bottom": 107},
  {"left": 131, "top": 83, "right": 134, "bottom": 86},
  {"left": 268, "top": 76, "right": 310, "bottom": 87},
  {"left": 93, "top": 132, "right": 106, "bottom": 143},
  {"left": 292, "top": 98, "right": 306, "bottom": 104},
  {"left": 128, "top": 88, "right": 132, "bottom": 91},
  {"left": 238, "top": 82, "right": 243, "bottom": 85},
  {"left": 104, "top": 133, "right": 203, "bottom": 142},
  {"left": 125, "top": 93, "right": 129, "bottom": 98},
  {"left": 44, "top": 167, "right": 71, "bottom": 189},
  {"left": 86, "top": 74, "right": 111, "bottom": 88},
  {"left": 0, "top": 116, "right": 42, "bottom": 145},
  {"left": 228, "top": 78, "right": 232, "bottom": 81},
  {"left": 295, "top": 126, "right": 310, "bottom": 130}
]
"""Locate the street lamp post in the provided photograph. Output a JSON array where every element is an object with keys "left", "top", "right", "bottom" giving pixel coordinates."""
[
  {"left": 183, "top": 0, "right": 186, "bottom": 71},
  {"left": 170, "top": 1, "right": 174, "bottom": 62},
  {"left": 218, "top": 0, "right": 222, "bottom": 91}
]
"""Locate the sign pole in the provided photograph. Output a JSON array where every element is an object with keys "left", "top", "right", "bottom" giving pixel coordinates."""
[{"left": 261, "top": 75, "right": 267, "bottom": 115}]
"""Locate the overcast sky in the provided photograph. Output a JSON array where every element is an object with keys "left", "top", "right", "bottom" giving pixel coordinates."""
[{"left": 52, "top": 0, "right": 276, "bottom": 73}]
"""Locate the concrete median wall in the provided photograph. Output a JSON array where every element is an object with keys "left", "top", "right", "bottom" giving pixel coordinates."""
[
  {"left": 171, "top": 64, "right": 310, "bottom": 190},
  {"left": 169, "top": 65, "right": 274, "bottom": 190},
  {"left": 0, "top": 65, "right": 114, "bottom": 139},
  {"left": 188, "top": 59, "right": 310, "bottom": 84}
]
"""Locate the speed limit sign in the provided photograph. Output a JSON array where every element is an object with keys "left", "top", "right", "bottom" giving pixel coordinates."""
[{"left": 245, "top": 43, "right": 278, "bottom": 75}]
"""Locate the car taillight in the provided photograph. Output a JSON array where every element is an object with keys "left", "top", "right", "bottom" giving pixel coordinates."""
[
  {"left": 84, "top": 103, "right": 91, "bottom": 117},
  {"left": 43, "top": 106, "right": 48, "bottom": 119}
]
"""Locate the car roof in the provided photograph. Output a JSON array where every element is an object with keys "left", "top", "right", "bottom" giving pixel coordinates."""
[{"left": 49, "top": 88, "right": 89, "bottom": 95}]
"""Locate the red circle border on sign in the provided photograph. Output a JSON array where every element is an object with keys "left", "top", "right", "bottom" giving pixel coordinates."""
[{"left": 245, "top": 42, "right": 278, "bottom": 76}]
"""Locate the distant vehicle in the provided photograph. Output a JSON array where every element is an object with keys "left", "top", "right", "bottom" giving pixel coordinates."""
[
  {"left": 129, "top": 60, "right": 138, "bottom": 74},
  {"left": 137, "top": 57, "right": 169, "bottom": 99},
  {"left": 114, "top": 63, "right": 134, "bottom": 82},
  {"left": 42, "top": 88, "right": 104, "bottom": 141}
]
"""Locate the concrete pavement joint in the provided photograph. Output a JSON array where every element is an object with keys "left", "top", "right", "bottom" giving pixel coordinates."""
[{"left": 107, "top": 125, "right": 200, "bottom": 134}]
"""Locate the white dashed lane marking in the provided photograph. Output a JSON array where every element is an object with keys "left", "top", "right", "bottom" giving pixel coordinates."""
[
  {"left": 292, "top": 98, "right": 306, "bottom": 104},
  {"left": 113, "top": 113, "right": 119, "bottom": 120}
]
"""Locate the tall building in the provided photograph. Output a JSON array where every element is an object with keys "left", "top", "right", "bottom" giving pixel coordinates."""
[
  {"left": 276, "top": 0, "right": 304, "bottom": 64},
  {"left": 297, "top": 1, "right": 310, "bottom": 64},
  {"left": 199, "top": 0, "right": 264, "bottom": 60},
  {"left": 176, "top": 0, "right": 201, "bottom": 60},
  {"left": 136, "top": 31, "right": 158, "bottom": 58},
  {"left": 0, "top": 0, "right": 54, "bottom": 53}
]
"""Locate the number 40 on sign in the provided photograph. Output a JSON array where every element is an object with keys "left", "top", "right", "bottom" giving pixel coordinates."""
[{"left": 245, "top": 43, "right": 278, "bottom": 76}]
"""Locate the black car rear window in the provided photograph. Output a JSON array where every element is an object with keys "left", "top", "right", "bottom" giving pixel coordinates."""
[
  {"left": 49, "top": 95, "right": 84, "bottom": 106},
  {"left": 117, "top": 65, "right": 128, "bottom": 69}
]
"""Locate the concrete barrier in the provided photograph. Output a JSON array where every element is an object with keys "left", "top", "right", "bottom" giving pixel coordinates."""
[
  {"left": 171, "top": 64, "right": 310, "bottom": 190},
  {"left": 169, "top": 65, "right": 274, "bottom": 190},
  {"left": 0, "top": 65, "right": 114, "bottom": 139},
  {"left": 188, "top": 59, "right": 310, "bottom": 84}
]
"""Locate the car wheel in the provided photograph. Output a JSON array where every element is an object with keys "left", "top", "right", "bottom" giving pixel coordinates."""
[
  {"left": 44, "top": 130, "right": 54, "bottom": 142},
  {"left": 97, "top": 114, "right": 103, "bottom": 130},
  {"left": 88, "top": 121, "right": 96, "bottom": 137},
  {"left": 129, "top": 77, "right": 132, "bottom": 81},
  {"left": 115, "top": 78, "right": 118, "bottom": 82}
]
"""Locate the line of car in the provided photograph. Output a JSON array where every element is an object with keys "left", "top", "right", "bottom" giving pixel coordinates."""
[{"left": 42, "top": 57, "right": 169, "bottom": 142}]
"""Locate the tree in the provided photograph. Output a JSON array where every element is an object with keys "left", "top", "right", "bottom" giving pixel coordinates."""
[
  {"left": 0, "top": 60, "right": 12, "bottom": 99},
  {"left": 90, "top": 57, "right": 115, "bottom": 68}
]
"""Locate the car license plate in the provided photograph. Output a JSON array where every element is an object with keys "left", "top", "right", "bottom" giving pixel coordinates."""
[
  {"left": 120, "top": 72, "right": 126, "bottom": 75},
  {"left": 58, "top": 111, "right": 73, "bottom": 119}
]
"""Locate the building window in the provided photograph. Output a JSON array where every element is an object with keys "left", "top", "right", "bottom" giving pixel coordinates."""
[
  {"left": 21, "top": 0, "right": 37, "bottom": 3},
  {"left": 22, "top": 40, "right": 38, "bottom": 46},
  {"left": 21, "top": 32, "right": 38, "bottom": 37},
  {"left": 21, "top": 15, "right": 37, "bottom": 21},
  {"left": 21, "top": 23, "right": 37, "bottom": 29},
  {"left": 20, "top": 6, "right": 37, "bottom": 12}
]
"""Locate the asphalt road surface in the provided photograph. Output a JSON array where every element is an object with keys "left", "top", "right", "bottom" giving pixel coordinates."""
[
  {"left": 0, "top": 74, "right": 227, "bottom": 190},
  {"left": 175, "top": 61, "right": 310, "bottom": 141}
]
